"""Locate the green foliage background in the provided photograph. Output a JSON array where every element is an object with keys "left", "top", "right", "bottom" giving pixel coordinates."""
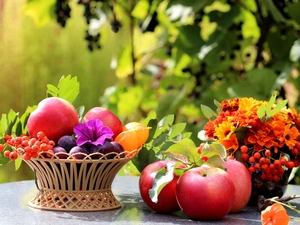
[{"left": 1, "top": 0, "right": 300, "bottom": 183}]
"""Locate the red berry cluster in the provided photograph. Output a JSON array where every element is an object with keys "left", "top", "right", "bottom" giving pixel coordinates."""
[
  {"left": 1, "top": 131, "right": 55, "bottom": 161},
  {"left": 238, "top": 144, "right": 300, "bottom": 182}
]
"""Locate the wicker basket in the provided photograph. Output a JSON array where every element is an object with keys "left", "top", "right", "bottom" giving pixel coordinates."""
[{"left": 19, "top": 150, "right": 139, "bottom": 211}]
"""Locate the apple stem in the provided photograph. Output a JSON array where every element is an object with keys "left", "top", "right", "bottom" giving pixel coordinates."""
[{"left": 258, "top": 195, "right": 300, "bottom": 212}]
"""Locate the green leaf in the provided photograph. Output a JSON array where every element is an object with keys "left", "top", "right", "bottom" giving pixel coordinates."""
[
  {"left": 131, "top": 146, "right": 160, "bottom": 173},
  {"left": 116, "top": 46, "right": 134, "bottom": 78},
  {"left": 46, "top": 75, "right": 80, "bottom": 105},
  {"left": 57, "top": 75, "right": 80, "bottom": 105},
  {"left": 24, "top": 0, "right": 56, "bottom": 27},
  {"left": 14, "top": 157, "right": 23, "bottom": 171},
  {"left": 264, "top": 0, "right": 285, "bottom": 22},
  {"left": 149, "top": 162, "right": 175, "bottom": 203},
  {"left": 46, "top": 84, "right": 59, "bottom": 97},
  {"left": 164, "top": 151, "right": 190, "bottom": 165},
  {"left": 287, "top": 3, "right": 300, "bottom": 25},
  {"left": 257, "top": 94, "right": 288, "bottom": 122},
  {"left": 205, "top": 155, "right": 225, "bottom": 170},
  {"left": 157, "top": 115, "right": 174, "bottom": 131},
  {"left": 131, "top": 0, "right": 150, "bottom": 19},
  {"left": 257, "top": 104, "right": 267, "bottom": 121},
  {"left": 0, "top": 153, "right": 10, "bottom": 166},
  {"left": 166, "top": 138, "right": 197, "bottom": 163},
  {"left": 201, "top": 142, "right": 227, "bottom": 158},
  {"left": 77, "top": 106, "right": 85, "bottom": 122},
  {"left": 290, "top": 39, "right": 300, "bottom": 62},
  {"left": 168, "top": 123, "right": 186, "bottom": 139},
  {"left": 117, "top": 87, "right": 143, "bottom": 117},
  {"left": 153, "top": 133, "right": 168, "bottom": 147},
  {"left": 201, "top": 104, "right": 218, "bottom": 120},
  {"left": 160, "top": 141, "right": 174, "bottom": 151},
  {"left": 146, "top": 118, "right": 158, "bottom": 143}
]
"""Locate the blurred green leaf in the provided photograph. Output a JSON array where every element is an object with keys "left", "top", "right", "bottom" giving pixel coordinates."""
[
  {"left": 118, "top": 87, "right": 143, "bottom": 117},
  {"left": 264, "top": 0, "right": 285, "bottom": 22},
  {"left": 201, "top": 104, "right": 217, "bottom": 120},
  {"left": 131, "top": 0, "right": 150, "bottom": 19},
  {"left": 116, "top": 46, "right": 134, "bottom": 78},
  {"left": 287, "top": 3, "right": 300, "bottom": 25},
  {"left": 290, "top": 39, "right": 300, "bottom": 62},
  {"left": 24, "top": 0, "right": 56, "bottom": 27}
]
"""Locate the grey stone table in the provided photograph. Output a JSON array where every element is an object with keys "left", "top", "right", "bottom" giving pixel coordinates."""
[{"left": 1, "top": 175, "right": 300, "bottom": 225}]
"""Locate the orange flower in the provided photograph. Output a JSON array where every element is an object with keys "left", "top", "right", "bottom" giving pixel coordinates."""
[
  {"left": 201, "top": 96, "right": 300, "bottom": 182},
  {"left": 261, "top": 202, "right": 290, "bottom": 225},
  {"left": 214, "top": 121, "right": 235, "bottom": 140},
  {"left": 282, "top": 124, "right": 300, "bottom": 150}
]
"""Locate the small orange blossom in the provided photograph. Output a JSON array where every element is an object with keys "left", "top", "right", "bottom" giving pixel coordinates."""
[{"left": 261, "top": 202, "right": 290, "bottom": 225}]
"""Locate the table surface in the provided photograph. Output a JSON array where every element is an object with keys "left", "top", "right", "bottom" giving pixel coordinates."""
[{"left": 1, "top": 175, "right": 300, "bottom": 225}]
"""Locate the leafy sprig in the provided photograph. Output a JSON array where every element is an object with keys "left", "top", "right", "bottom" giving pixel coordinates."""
[
  {"left": 133, "top": 111, "right": 227, "bottom": 203},
  {"left": 257, "top": 94, "right": 288, "bottom": 122},
  {"left": 0, "top": 75, "right": 81, "bottom": 168}
]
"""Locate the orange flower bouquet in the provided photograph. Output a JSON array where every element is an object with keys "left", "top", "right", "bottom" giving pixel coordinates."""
[{"left": 199, "top": 95, "right": 300, "bottom": 202}]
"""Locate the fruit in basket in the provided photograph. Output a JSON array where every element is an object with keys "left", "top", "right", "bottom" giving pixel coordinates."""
[
  {"left": 110, "top": 141, "right": 125, "bottom": 156},
  {"left": 139, "top": 160, "right": 181, "bottom": 213},
  {"left": 57, "top": 135, "right": 77, "bottom": 152},
  {"left": 27, "top": 97, "right": 79, "bottom": 143},
  {"left": 82, "top": 107, "right": 123, "bottom": 138},
  {"left": 224, "top": 159, "right": 252, "bottom": 213},
  {"left": 69, "top": 146, "right": 89, "bottom": 159},
  {"left": 91, "top": 140, "right": 125, "bottom": 159},
  {"left": 123, "top": 122, "right": 150, "bottom": 146},
  {"left": 53, "top": 146, "right": 69, "bottom": 159},
  {"left": 176, "top": 165, "right": 235, "bottom": 220},
  {"left": 114, "top": 122, "right": 150, "bottom": 155}
]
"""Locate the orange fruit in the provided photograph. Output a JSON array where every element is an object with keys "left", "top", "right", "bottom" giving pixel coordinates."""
[
  {"left": 114, "top": 122, "right": 150, "bottom": 156},
  {"left": 123, "top": 122, "right": 150, "bottom": 146}
]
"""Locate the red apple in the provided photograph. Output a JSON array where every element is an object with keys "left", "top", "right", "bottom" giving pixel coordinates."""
[
  {"left": 82, "top": 107, "right": 122, "bottom": 139},
  {"left": 139, "top": 160, "right": 181, "bottom": 213},
  {"left": 176, "top": 165, "right": 235, "bottom": 220},
  {"left": 224, "top": 159, "right": 252, "bottom": 213},
  {"left": 27, "top": 97, "right": 79, "bottom": 143}
]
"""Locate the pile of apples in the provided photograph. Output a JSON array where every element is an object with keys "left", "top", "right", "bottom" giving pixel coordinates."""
[
  {"left": 21, "top": 97, "right": 146, "bottom": 159},
  {"left": 139, "top": 159, "right": 252, "bottom": 221}
]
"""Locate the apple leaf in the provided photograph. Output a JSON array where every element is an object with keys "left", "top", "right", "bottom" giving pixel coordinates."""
[
  {"left": 149, "top": 162, "right": 175, "bottom": 203},
  {"left": 166, "top": 138, "right": 197, "bottom": 163},
  {"left": 164, "top": 151, "right": 190, "bottom": 165},
  {"left": 201, "top": 142, "right": 227, "bottom": 158},
  {"left": 168, "top": 123, "right": 186, "bottom": 139},
  {"left": 205, "top": 155, "right": 225, "bottom": 170},
  {"left": 157, "top": 114, "right": 174, "bottom": 131}
]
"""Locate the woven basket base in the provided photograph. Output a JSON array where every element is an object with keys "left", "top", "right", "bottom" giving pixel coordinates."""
[{"left": 28, "top": 188, "right": 121, "bottom": 211}]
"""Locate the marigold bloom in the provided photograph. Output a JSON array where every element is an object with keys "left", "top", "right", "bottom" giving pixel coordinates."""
[
  {"left": 201, "top": 97, "right": 300, "bottom": 181},
  {"left": 261, "top": 202, "right": 290, "bottom": 225}
]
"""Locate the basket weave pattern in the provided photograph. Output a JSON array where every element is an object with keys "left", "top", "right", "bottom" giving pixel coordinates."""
[{"left": 21, "top": 151, "right": 138, "bottom": 211}]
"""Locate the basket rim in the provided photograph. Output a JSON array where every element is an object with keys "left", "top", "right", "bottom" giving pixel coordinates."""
[{"left": 15, "top": 147, "right": 141, "bottom": 163}]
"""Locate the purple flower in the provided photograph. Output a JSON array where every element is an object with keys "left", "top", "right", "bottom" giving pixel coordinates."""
[{"left": 74, "top": 119, "right": 114, "bottom": 147}]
